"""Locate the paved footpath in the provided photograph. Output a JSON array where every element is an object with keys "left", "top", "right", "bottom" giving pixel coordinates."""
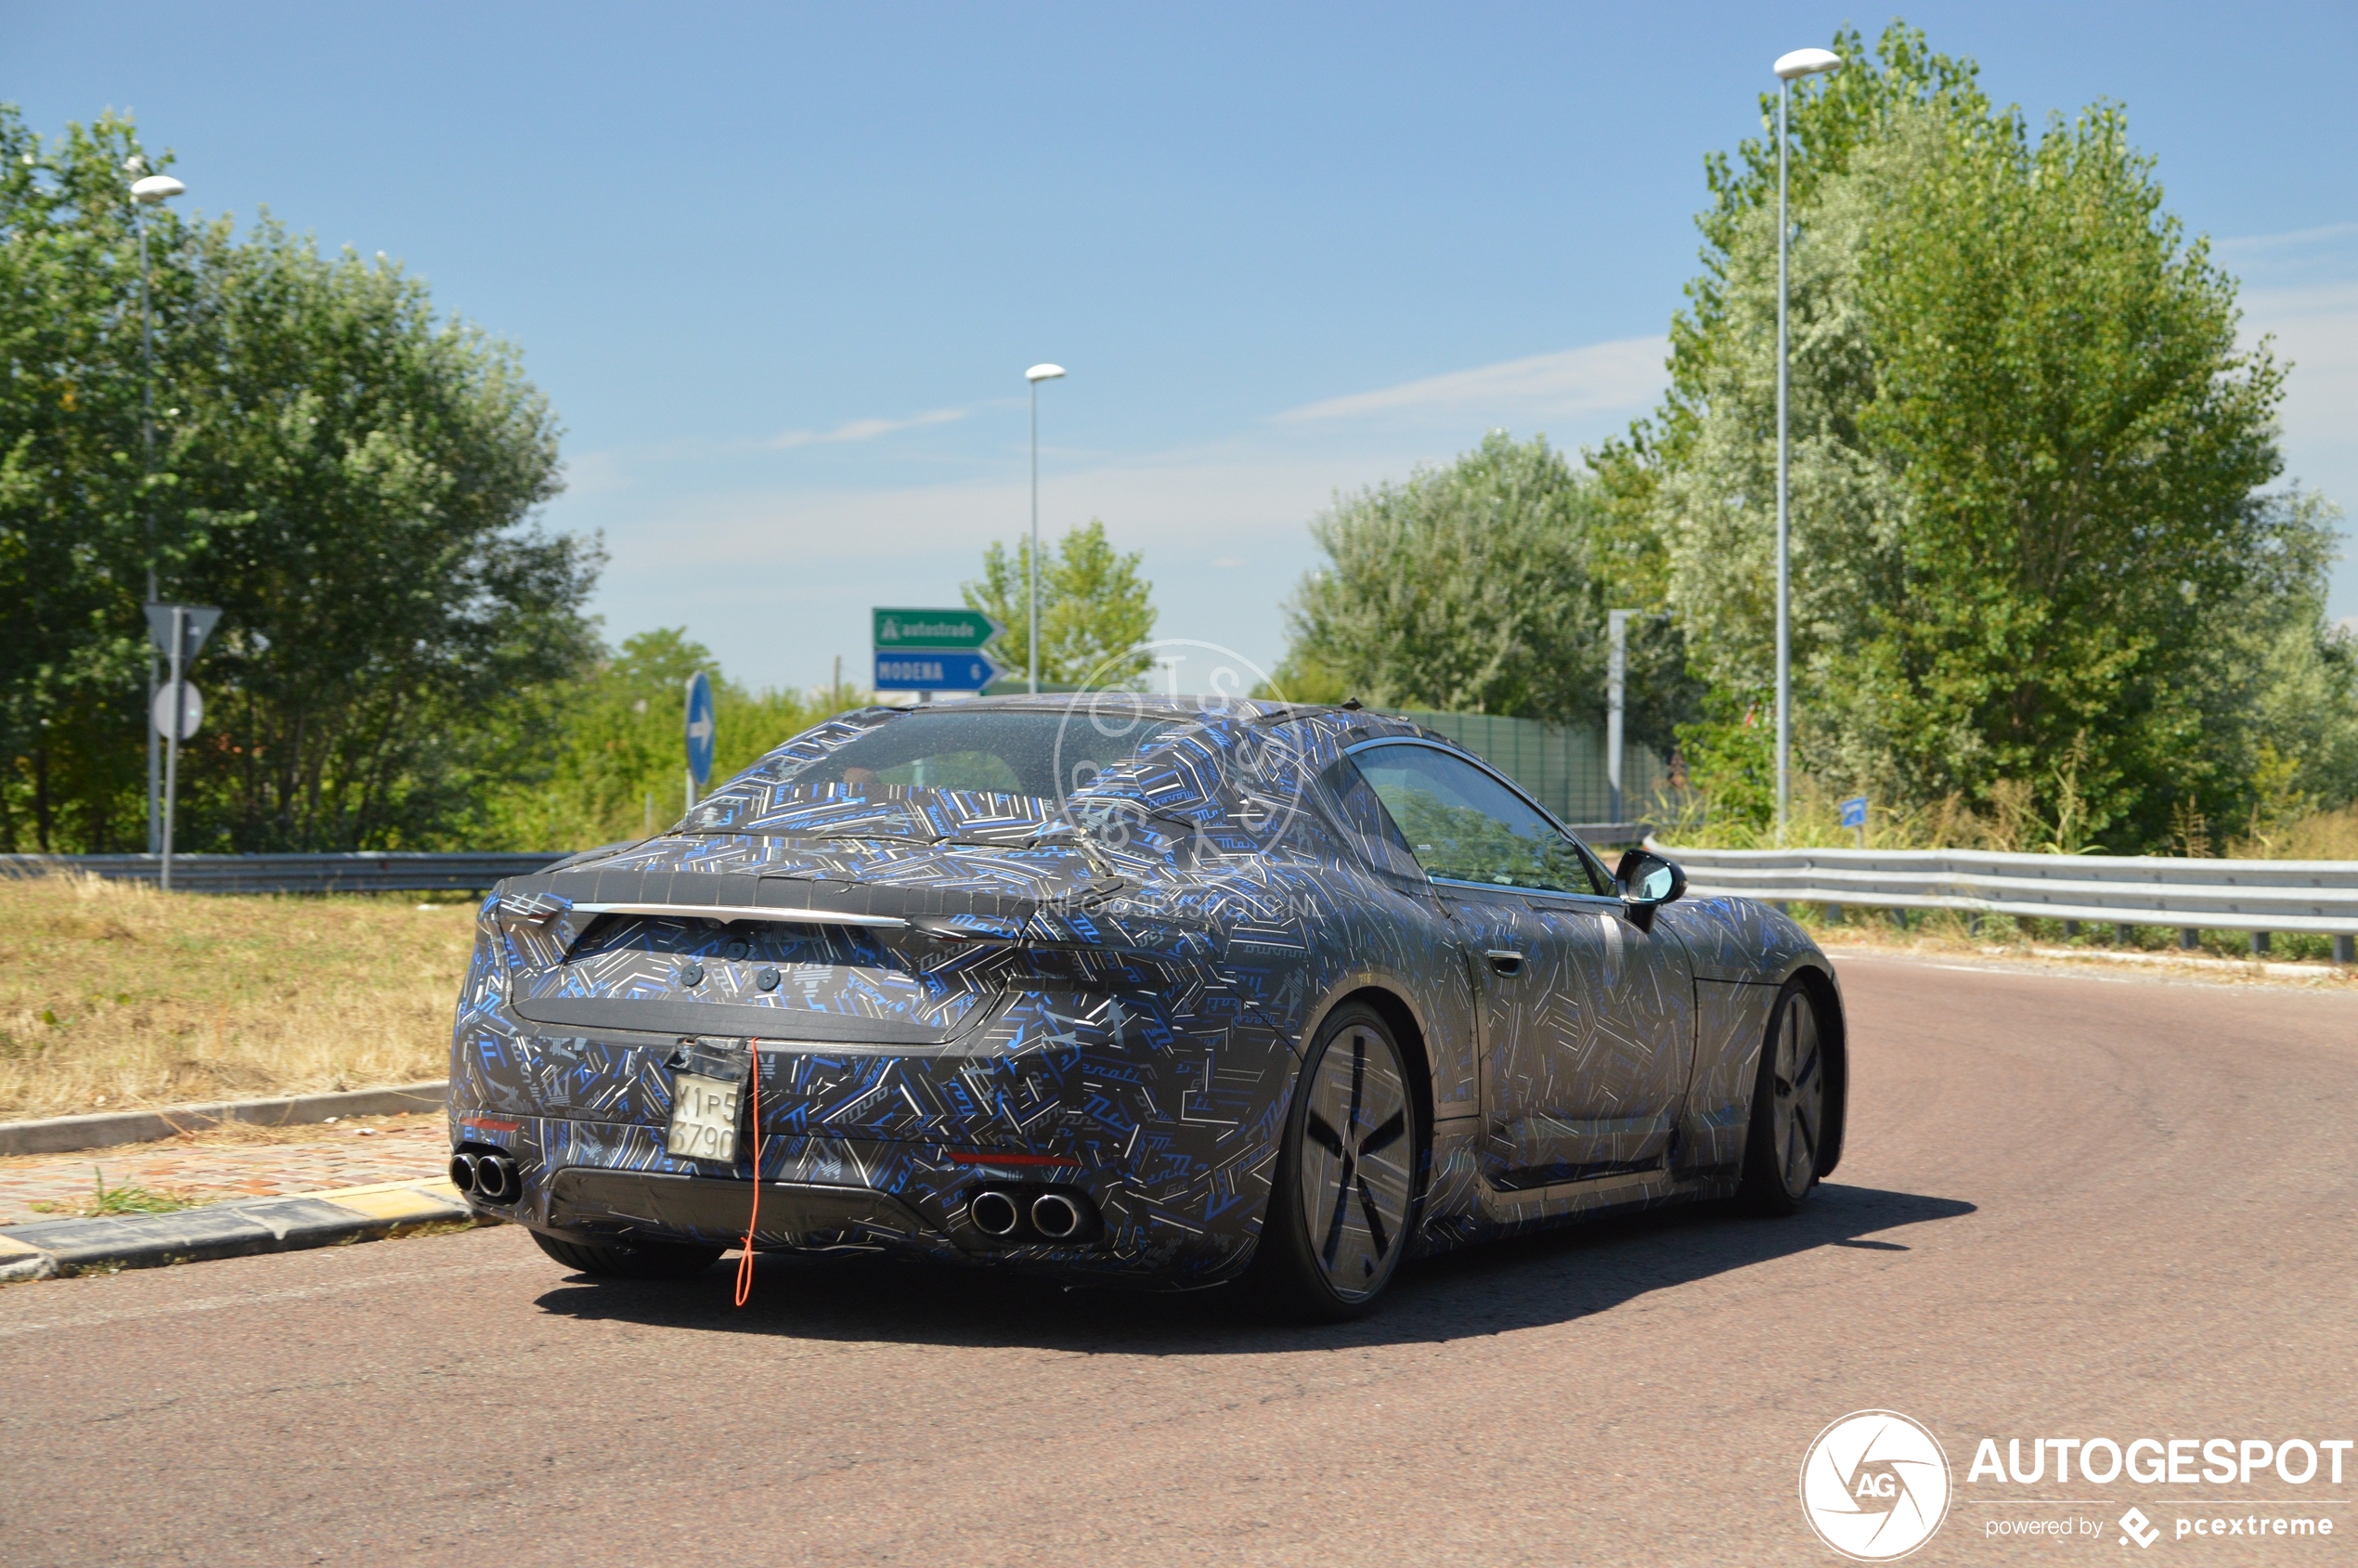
[{"left": 0, "top": 1113, "right": 446, "bottom": 1225}]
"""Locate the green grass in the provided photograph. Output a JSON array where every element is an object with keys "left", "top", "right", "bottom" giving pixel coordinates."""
[{"left": 29, "top": 1166, "right": 207, "bottom": 1217}]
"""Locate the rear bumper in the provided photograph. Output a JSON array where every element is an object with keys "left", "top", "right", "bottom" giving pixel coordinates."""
[
  {"left": 447, "top": 970, "right": 1301, "bottom": 1284},
  {"left": 450, "top": 1111, "right": 1267, "bottom": 1284},
  {"left": 542, "top": 1168, "right": 943, "bottom": 1252}
]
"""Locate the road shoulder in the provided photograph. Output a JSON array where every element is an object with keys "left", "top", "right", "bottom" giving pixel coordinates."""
[{"left": 0, "top": 1176, "right": 479, "bottom": 1283}]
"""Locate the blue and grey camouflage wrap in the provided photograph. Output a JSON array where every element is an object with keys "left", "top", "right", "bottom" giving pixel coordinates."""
[{"left": 448, "top": 696, "right": 1843, "bottom": 1286}]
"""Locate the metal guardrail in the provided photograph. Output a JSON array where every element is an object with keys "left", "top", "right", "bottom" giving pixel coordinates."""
[
  {"left": 0, "top": 851, "right": 568, "bottom": 894},
  {"left": 1564, "top": 823, "right": 1651, "bottom": 847},
  {"left": 1654, "top": 843, "right": 2358, "bottom": 957},
  {"left": 0, "top": 822, "right": 1654, "bottom": 897}
]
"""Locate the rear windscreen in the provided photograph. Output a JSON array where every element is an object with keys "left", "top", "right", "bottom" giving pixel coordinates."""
[{"left": 787, "top": 709, "right": 1181, "bottom": 799}]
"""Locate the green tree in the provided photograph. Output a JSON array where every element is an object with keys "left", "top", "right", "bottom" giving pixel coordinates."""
[
  {"left": 1280, "top": 432, "right": 1695, "bottom": 747},
  {"left": 1631, "top": 23, "right": 2354, "bottom": 846},
  {"left": 0, "top": 110, "right": 176, "bottom": 850},
  {"left": 1250, "top": 648, "right": 1349, "bottom": 706},
  {"left": 482, "top": 629, "right": 828, "bottom": 850},
  {"left": 964, "top": 519, "right": 1155, "bottom": 686},
  {"left": 0, "top": 107, "right": 602, "bottom": 850}
]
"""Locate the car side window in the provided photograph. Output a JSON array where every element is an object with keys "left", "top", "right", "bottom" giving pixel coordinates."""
[
  {"left": 1315, "top": 758, "right": 1428, "bottom": 883},
  {"left": 1346, "top": 744, "right": 1609, "bottom": 896}
]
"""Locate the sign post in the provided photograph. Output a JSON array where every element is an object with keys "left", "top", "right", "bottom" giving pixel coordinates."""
[
  {"left": 684, "top": 671, "right": 715, "bottom": 812},
  {"left": 872, "top": 608, "right": 1004, "bottom": 698},
  {"left": 144, "top": 603, "right": 221, "bottom": 891}
]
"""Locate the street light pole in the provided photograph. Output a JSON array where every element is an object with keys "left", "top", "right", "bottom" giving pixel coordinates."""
[
  {"left": 162, "top": 605, "right": 186, "bottom": 892},
  {"left": 130, "top": 163, "right": 187, "bottom": 854},
  {"left": 1606, "top": 609, "right": 1637, "bottom": 824},
  {"left": 1770, "top": 47, "right": 1840, "bottom": 838},
  {"left": 1024, "top": 363, "right": 1066, "bottom": 695}
]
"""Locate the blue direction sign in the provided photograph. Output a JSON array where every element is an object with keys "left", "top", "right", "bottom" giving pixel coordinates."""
[
  {"left": 1839, "top": 796, "right": 1869, "bottom": 829},
  {"left": 875, "top": 650, "right": 1001, "bottom": 692},
  {"left": 684, "top": 671, "right": 716, "bottom": 784}
]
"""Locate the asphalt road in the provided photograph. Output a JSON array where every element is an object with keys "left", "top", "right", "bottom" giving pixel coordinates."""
[{"left": 3, "top": 955, "right": 2352, "bottom": 1567}]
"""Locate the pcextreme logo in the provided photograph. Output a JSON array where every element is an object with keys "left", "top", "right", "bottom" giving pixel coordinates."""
[{"left": 1800, "top": 1410, "right": 1954, "bottom": 1561}]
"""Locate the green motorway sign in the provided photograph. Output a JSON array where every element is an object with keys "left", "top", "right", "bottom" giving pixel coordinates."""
[{"left": 873, "top": 606, "right": 1001, "bottom": 652}]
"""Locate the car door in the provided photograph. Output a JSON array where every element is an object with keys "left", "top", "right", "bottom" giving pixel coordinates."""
[{"left": 1345, "top": 741, "right": 1694, "bottom": 1190}]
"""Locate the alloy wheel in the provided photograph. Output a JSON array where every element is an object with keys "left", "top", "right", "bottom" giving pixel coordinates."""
[
  {"left": 1769, "top": 991, "right": 1825, "bottom": 1197},
  {"left": 1295, "top": 1022, "right": 1414, "bottom": 1301}
]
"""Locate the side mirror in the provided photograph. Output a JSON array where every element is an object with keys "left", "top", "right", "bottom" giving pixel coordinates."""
[{"left": 1613, "top": 849, "right": 1687, "bottom": 933}]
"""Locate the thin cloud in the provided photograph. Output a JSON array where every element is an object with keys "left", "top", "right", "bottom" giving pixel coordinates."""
[
  {"left": 764, "top": 406, "right": 970, "bottom": 449},
  {"left": 2215, "top": 221, "right": 2358, "bottom": 255},
  {"left": 1275, "top": 337, "right": 1668, "bottom": 423}
]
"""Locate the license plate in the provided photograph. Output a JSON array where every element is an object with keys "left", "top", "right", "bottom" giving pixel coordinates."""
[{"left": 666, "top": 1071, "right": 743, "bottom": 1162}]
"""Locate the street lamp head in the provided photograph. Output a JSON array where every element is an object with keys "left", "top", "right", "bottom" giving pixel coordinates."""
[
  {"left": 1025, "top": 363, "right": 1066, "bottom": 383},
  {"left": 1773, "top": 47, "right": 1842, "bottom": 82},
  {"left": 130, "top": 174, "right": 187, "bottom": 204}
]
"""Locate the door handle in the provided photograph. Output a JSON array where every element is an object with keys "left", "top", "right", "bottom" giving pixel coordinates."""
[{"left": 1484, "top": 949, "right": 1525, "bottom": 976}]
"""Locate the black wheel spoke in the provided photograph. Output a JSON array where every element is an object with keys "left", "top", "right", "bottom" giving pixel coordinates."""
[
  {"left": 1304, "top": 1110, "right": 1344, "bottom": 1157},
  {"left": 1792, "top": 1014, "right": 1820, "bottom": 1090},
  {"left": 1793, "top": 1089, "right": 1821, "bottom": 1148},
  {"left": 1357, "top": 1108, "right": 1406, "bottom": 1158},
  {"left": 1787, "top": 1117, "right": 1813, "bottom": 1186},
  {"left": 1355, "top": 1173, "right": 1392, "bottom": 1258},
  {"left": 1346, "top": 1035, "right": 1367, "bottom": 1133},
  {"left": 1319, "top": 1154, "right": 1354, "bottom": 1268}
]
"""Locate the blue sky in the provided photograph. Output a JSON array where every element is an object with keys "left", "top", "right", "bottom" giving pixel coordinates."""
[{"left": 7, "top": 2, "right": 2354, "bottom": 694}]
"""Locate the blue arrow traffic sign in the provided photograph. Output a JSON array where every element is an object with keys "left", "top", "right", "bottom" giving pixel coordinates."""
[
  {"left": 684, "top": 671, "right": 716, "bottom": 784},
  {"left": 874, "top": 651, "right": 1001, "bottom": 692}
]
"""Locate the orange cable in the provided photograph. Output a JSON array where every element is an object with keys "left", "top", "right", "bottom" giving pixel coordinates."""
[{"left": 733, "top": 1052, "right": 762, "bottom": 1307}]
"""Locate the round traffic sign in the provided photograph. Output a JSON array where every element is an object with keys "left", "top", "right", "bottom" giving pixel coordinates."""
[
  {"left": 684, "top": 671, "right": 716, "bottom": 785},
  {"left": 151, "top": 680, "right": 203, "bottom": 741}
]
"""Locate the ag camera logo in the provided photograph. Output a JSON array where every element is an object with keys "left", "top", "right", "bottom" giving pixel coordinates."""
[{"left": 1800, "top": 1410, "right": 1953, "bottom": 1561}]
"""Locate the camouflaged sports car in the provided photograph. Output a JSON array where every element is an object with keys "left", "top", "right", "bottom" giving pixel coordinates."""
[{"left": 448, "top": 694, "right": 1846, "bottom": 1318}]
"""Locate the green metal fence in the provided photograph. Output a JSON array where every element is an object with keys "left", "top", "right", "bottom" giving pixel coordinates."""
[{"left": 1382, "top": 710, "right": 1670, "bottom": 825}]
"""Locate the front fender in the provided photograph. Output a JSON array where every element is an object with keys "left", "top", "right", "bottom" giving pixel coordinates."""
[{"left": 1657, "top": 892, "right": 1826, "bottom": 986}]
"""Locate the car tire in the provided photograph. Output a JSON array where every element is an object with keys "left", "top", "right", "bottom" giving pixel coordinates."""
[
  {"left": 529, "top": 1228, "right": 724, "bottom": 1280},
  {"left": 1248, "top": 1002, "right": 1419, "bottom": 1322},
  {"left": 1737, "top": 978, "right": 1829, "bottom": 1215}
]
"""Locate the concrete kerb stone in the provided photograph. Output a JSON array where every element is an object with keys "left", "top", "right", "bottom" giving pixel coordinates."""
[
  {"left": 0, "top": 1177, "right": 480, "bottom": 1281},
  {"left": 0, "top": 1081, "right": 449, "bottom": 1157},
  {"left": 0, "top": 1232, "right": 51, "bottom": 1282}
]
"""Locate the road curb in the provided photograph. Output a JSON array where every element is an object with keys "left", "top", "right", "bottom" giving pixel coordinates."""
[
  {"left": 0, "top": 1176, "right": 481, "bottom": 1281},
  {"left": 0, "top": 1082, "right": 449, "bottom": 1158}
]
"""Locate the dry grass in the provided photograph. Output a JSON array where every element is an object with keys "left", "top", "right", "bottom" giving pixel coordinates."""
[
  {"left": 2229, "top": 803, "right": 2358, "bottom": 861},
  {"left": 1793, "top": 902, "right": 2358, "bottom": 984},
  {"left": 1659, "top": 783, "right": 2358, "bottom": 862},
  {"left": 0, "top": 875, "right": 473, "bottom": 1121}
]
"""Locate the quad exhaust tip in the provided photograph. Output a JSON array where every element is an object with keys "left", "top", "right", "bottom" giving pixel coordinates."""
[
  {"left": 969, "top": 1189, "right": 1021, "bottom": 1237},
  {"left": 447, "top": 1151, "right": 479, "bottom": 1194},
  {"left": 1030, "top": 1191, "right": 1083, "bottom": 1240}
]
